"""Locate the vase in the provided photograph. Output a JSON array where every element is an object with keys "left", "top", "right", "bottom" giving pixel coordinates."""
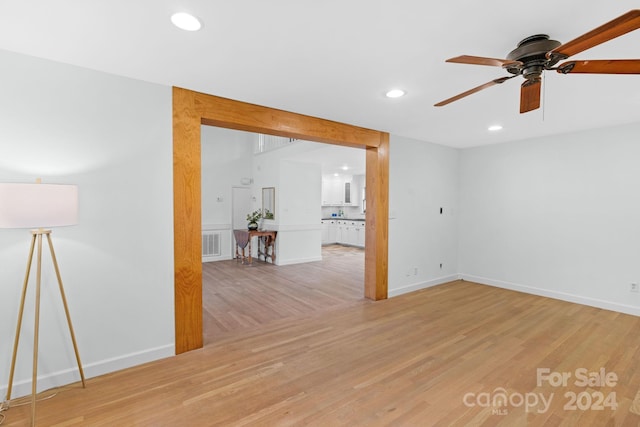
[{"left": 248, "top": 221, "right": 258, "bottom": 230}]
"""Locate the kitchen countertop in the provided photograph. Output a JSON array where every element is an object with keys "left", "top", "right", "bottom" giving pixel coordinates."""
[{"left": 322, "top": 218, "right": 365, "bottom": 221}]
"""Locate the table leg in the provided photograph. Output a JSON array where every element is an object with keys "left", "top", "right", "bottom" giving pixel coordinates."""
[
  {"left": 270, "top": 237, "right": 276, "bottom": 264},
  {"left": 257, "top": 236, "right": 262, "bottom": 261},
  {"left": 258, "top": 236, "right": 266, "bottom": 261}
]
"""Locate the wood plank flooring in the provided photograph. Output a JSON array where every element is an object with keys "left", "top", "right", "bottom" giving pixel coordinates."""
[
  {"left": 4, "top": 277, "right": 640, "bottom": 425},
  {"left": 203, "top": 244, "right": 367, "bottom": 343}
]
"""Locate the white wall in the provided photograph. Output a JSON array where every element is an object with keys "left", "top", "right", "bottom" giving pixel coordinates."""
[
  {"left": 277, "top": 160, "right": 321, "bottom": 226},
  {"left": 252, "top": 145, "right": 281, "bottom": 216},
  {"left": 0, "top": 50, "right": 174, "bottom": 397},
  {"left": 201, "top": 132, "right": 324, "bottom": 265},
  {"left": 388, "top": 135, "right": 459, "bottom": 296},
  {"left": 201, "top": 126, "right": 254, "bottom": 261},
  {"left": 458, "top": 123, "right": 640, "bottom": 315},
  {"left": 201, "top": 126, "right": 254, "bottom": 226},
  {"left": 254, "top": 145, "right": 323, "bottom": 265},
  {"left": 275, "top": 160, "right": 322, "bottom": 264}
]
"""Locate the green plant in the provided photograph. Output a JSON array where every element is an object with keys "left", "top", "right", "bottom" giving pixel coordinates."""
[
  {"left": 246, "top": 209, "right": 262, "bottom": 224},
  {"left": 247, "top": 209, "right": 275, "bottom": 223}
]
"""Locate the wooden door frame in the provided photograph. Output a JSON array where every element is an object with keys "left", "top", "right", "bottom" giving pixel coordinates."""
[{"left": 173, "top": 87, "right": 389, "bottom": 354}]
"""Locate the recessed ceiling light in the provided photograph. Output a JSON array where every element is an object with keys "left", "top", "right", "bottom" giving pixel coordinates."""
[
  {"left": 341, "top": 165, "right": 349, "bottom": 171},
  {"left": 171, "top": 12, "right": 202, "bottom": 31},
  {"left": 334, "top": 173, "right": 339, "bottom": 177},
  {"left": 488, "top": 125, "right": 503, "bottom": 132},
  {"left": 385, "top": 89, "right": 406, "bottom": 98}
]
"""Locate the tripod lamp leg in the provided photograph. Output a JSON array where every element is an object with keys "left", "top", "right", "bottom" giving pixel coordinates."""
[
  {"left": 5, "top": 233, "right": 37, "bottom": 402},
  {"left": 46, "top": 233, "right": 86, "bottom": 387}
]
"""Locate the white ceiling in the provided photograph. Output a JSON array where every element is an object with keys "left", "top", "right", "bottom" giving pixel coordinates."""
[
  {"left": 285, "top": 142, "right": 366, "bottom": 177},
  {"left": 1, "top": 1, "right": 639, "bottom": 148}
]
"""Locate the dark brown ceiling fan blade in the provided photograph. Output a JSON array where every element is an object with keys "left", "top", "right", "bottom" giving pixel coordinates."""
[
  {"left": 557, "top": 59, "right": 640, "bottom": 74},
  {"left": 520, "top": 80, "right": 541, "bottom": 113},
  {"left": 434, "top": 76, "right": 516, "bottom": 107},
  {"left": 446, "top": 55, "right": 522, "bottom": 68},
  {"left": 548, "top": 9, "right": 640, "bottom": 61}
]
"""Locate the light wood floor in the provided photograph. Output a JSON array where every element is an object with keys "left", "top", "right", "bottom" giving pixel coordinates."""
[
  {"left": 4, "top": 280, "right": 640, "bottom": 425},
  {"left": 203, "top": 244, "right": 367, "bottom": 343}
]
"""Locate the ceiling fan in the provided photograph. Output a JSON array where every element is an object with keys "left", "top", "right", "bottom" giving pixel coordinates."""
[{"left": 435, "top": 9, "right": 640, "bottom": 113}]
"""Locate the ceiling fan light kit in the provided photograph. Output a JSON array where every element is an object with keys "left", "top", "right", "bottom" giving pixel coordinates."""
[{"left": 435, "top": 9, "right": 640, "bottom": 113}]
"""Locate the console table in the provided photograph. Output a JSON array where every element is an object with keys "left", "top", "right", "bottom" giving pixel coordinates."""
[{"left": 233, "top": 229, "right": 277, "bottom": 265}]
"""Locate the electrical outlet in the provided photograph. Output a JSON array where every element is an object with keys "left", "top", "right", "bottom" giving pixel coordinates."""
[{"left": 631, "top": 283, "right": 639, "bottom": 293}]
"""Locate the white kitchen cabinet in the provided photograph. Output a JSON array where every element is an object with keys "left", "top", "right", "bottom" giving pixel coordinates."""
[
  {"left": 322, "top": 219, "right": 364, "bottom": 247},
  {"left": 336, "top": 221, "right": 345, "bottom": 244},
  {"left": 344, "top": 182, "right": 352, "bottom": 204},
  {"left": 328, "top": 221, "right": 337, "bottom": 243},
  {"left": 321, "top": 221, "right": 329, "bottom": 244},
  {"left": 345, "top": 223, "right": 356, "bottom": 245},
  {"left": 322, "top": 175, "right": 354, "bottom": 206},
  {"left": 344, "top": 221, "right": 363, "bottom": 246},
  {"left": 353, "top": 221, "right": 365, "bottom": 247},
  {"left": 344, "top": 220, "right": 365, "bottom": 247},
  {"left": 356, "top": 223, "right": 365, "bottom": 247},
  {"left": 322, "top": 178, "right": 343, "bottom": 205},
  {"left": 321, "top": 220, "right": 338, "bottom": 245},
  {"left": 352, "top": 174, "right": 364, "bottom": 208}
]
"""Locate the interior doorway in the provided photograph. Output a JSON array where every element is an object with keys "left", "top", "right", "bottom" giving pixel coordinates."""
[
  {"left": 201, "top": 129, "right": 367, "bottom": 345},
  {"left": 173, "top": 87, "right": 389, "bottom": 354},
  {"left": 232, "top": 187, "right": 251, "bottom": 229}
]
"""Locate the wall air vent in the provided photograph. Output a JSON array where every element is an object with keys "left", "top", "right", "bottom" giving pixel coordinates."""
[{"left": 202, "top": 231, "right": 221, "bottom": 257}]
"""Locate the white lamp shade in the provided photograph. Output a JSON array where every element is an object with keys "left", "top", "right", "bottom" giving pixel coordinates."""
[{"left": 0, "top": 183, "right": 78, "bottom": 228}]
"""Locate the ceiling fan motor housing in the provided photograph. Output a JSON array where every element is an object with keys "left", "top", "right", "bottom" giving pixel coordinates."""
[
  {"left": 505, "top": 34, "right": 562, "bottom": 80},
  {"left": 435, "top": 10, "right": 640, "bottom": 114}
]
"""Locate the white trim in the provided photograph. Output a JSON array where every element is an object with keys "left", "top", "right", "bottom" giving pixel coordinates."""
[
  {"left": 202, "top": 223, "right": 232, "bottom": 231},
  {"left": 1, "top": 344, "right": 174, "bottom": 399},
  {"left": 460, "top": 274, "right": 640, "bottom": 317},
  {"left": 261, "top": 223, "right": 321, "bottom": 232},
  {"left": 388, "top": 274, "right": 460, "bottom": 298},
  {"left": 203, "top": 255, "right": 233, "bottom": 262},
  {"left": 276, "top": 256, "right": 323, "bottom": 266}
]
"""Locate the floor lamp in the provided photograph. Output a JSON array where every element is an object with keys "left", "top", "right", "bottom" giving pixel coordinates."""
[{"left": 0, "top": 182, "right": 85, "bottom": 427}]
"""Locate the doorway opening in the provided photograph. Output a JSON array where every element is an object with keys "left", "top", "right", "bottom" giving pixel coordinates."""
[
  {"left": 200, "top": 127, "right": 367, "bottom": 344},
  {"left": 173, "top": 87, "right": 389, "bottom": 354}
]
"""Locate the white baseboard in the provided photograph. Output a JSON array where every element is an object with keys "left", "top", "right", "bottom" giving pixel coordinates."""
[
  {"left": 460, "top": 274, "right": 640, "bottom": 317},
  {"left": 203, "top": 254, "right": 233, "bottom": 263},
  {"left": 271, "top": 224, "right": 322, "bottom": 232},
  {"left": 388, "top": 274, "right": 460, "bottom": 298},
  {"left": 1, "top": 343, "right": 174, "bottom": 399},
  {"left": 276, "top": 256, "right": 323, "bottom": 266},
  {"left": 202, "top": 223, "right": 232, "bottom": 230}
]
